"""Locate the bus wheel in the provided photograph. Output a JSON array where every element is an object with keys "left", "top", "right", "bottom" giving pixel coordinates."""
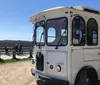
[{"left": 75, "top": 69, "right": 98, "bottom": 85}]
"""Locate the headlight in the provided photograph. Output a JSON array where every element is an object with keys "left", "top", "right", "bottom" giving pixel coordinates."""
[{"left": 56, "top": 65, "right": 61, "bottom": 72}]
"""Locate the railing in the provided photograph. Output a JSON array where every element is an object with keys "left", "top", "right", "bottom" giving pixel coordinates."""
[{"left": 0, "top": 47, "right": 33, "bottom": 58}]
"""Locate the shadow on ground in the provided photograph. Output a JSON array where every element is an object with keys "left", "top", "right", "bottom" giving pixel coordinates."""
[
  {"left": 36, "top": 79, "right": 100, "bottom": 85},
  {"left": 0, "top": 58, "right": 4, "bottom": 63},
  {"left": 36, "top": 80, "right": 62, "bottom": 85}
]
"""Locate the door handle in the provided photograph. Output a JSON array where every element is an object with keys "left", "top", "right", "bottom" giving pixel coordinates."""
[{"left": 98, "top": 53, "right": 100, "bottom": 55}]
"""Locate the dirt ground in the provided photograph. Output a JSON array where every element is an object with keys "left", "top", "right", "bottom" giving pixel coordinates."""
[
  {"left": 0, "top": 61, "right": 60, "bottom": 85},
  {"left": 0, "top": 61, "right": 100, "bottom": 85},
  {"left": 0, "top": 61, "right": 36, "bottom": 85}
]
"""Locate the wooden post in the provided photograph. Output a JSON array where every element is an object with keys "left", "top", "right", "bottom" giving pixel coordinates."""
[
  {"left": 30, "top": 49, "right": 33, "bottom": 58},
  {"left": 13, "top": 50, "right": 16, "bottom": 59},
  {"left": 0, "top": 51, "right": 1, "bottom": 59}
]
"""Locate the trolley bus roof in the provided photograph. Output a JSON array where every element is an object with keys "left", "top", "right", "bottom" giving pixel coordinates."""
[
  {"left": 29, "top": 6, "right": 100, "bottom": 22},
  {"left": 29, "top": 6, "right": 68, "bottom": 22}
]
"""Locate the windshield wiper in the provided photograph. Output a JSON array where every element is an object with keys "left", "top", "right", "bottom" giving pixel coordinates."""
[
  {"left": 39, "top": 32, "right": 44, "bottom": 49},
  {"left": 55, "top": 31, "right": 66, "bottom": 49}
]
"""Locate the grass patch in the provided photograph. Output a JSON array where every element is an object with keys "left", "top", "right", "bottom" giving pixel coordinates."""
[{"left": 0, "top": 57, "right": 31, "bottom": 64}]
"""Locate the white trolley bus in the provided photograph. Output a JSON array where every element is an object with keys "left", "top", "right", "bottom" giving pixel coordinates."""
[{"left": 30, "top": 6, "right": 100, "bottom": 85}]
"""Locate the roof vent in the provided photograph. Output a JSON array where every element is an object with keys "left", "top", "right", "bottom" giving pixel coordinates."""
[{"left": 74, "top": 6, "right": 100, "bottom": 14}]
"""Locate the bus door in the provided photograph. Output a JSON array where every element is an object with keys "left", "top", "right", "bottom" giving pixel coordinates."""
[{"left": 46, "top": 17, "right": 68, "bottom": 79}]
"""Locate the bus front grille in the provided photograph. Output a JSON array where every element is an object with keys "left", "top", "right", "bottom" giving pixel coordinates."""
[{"left": 36, "top": 52, "right": 44, "bottom": 71}]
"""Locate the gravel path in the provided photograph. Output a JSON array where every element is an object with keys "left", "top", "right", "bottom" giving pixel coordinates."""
[
  {"left": 0, "top": 61, "right": 37, "bottom": 85},
  {"left": 0, "top": 61, "right": 61, "bottom": 85}
]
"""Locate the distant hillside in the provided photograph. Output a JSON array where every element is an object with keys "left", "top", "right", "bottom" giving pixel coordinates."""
[{"left": 0, "top": 40, "right": 33, "bottom": 47}]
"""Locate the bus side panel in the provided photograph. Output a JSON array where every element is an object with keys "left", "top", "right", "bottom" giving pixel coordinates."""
[
  {"left": 71, "top": 48, "right": 100, "bottom": 84},
  {"left": 83, "top": 48, "right": 100, "bottom": 80},
  {"left": 71, "top": 49, "right": 84, "bottom": 84}
]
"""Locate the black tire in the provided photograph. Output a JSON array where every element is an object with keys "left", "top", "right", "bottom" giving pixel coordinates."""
[{"left": 75, "top": 69, "right": 98, "bottom": 85}]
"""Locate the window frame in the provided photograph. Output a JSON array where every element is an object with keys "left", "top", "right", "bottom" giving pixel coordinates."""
[
  {"left": 87, "top": 18, "right": 98, "bottom": 46},
  {"left": 47, "top": 27, "right": 56, "bottom": 43},
  {"left": 72, "top": 16, "right": 86, "bottom": 46},
  {"left": 35, "top": 20, "right": 45, "bottom": 46},
  {"left": 46, "top": 17, "right": 68, "bottom": 46}
]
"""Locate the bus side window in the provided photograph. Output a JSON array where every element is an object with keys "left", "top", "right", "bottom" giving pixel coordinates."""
[
  {"left": 87, "top": 18, "right": 98, "bottom": 46},
  {"left": 72, "top": 16, "right": 85, "bottom": 46}
]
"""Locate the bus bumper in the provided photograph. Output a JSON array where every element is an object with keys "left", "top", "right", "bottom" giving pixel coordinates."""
[
  {"left": 31, "top": 68, "right": 35, "bottom": 76},
  {"left": 31, "top": 68, "right": 70, "bottom": 85}
]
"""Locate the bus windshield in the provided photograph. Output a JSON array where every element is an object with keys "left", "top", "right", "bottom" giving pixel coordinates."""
[
  {"left": 46, "top": 17, "right": 68, "bottom": 46},
  {"left": 35, "top": 21, "right": 45, "bottom": 46}
]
